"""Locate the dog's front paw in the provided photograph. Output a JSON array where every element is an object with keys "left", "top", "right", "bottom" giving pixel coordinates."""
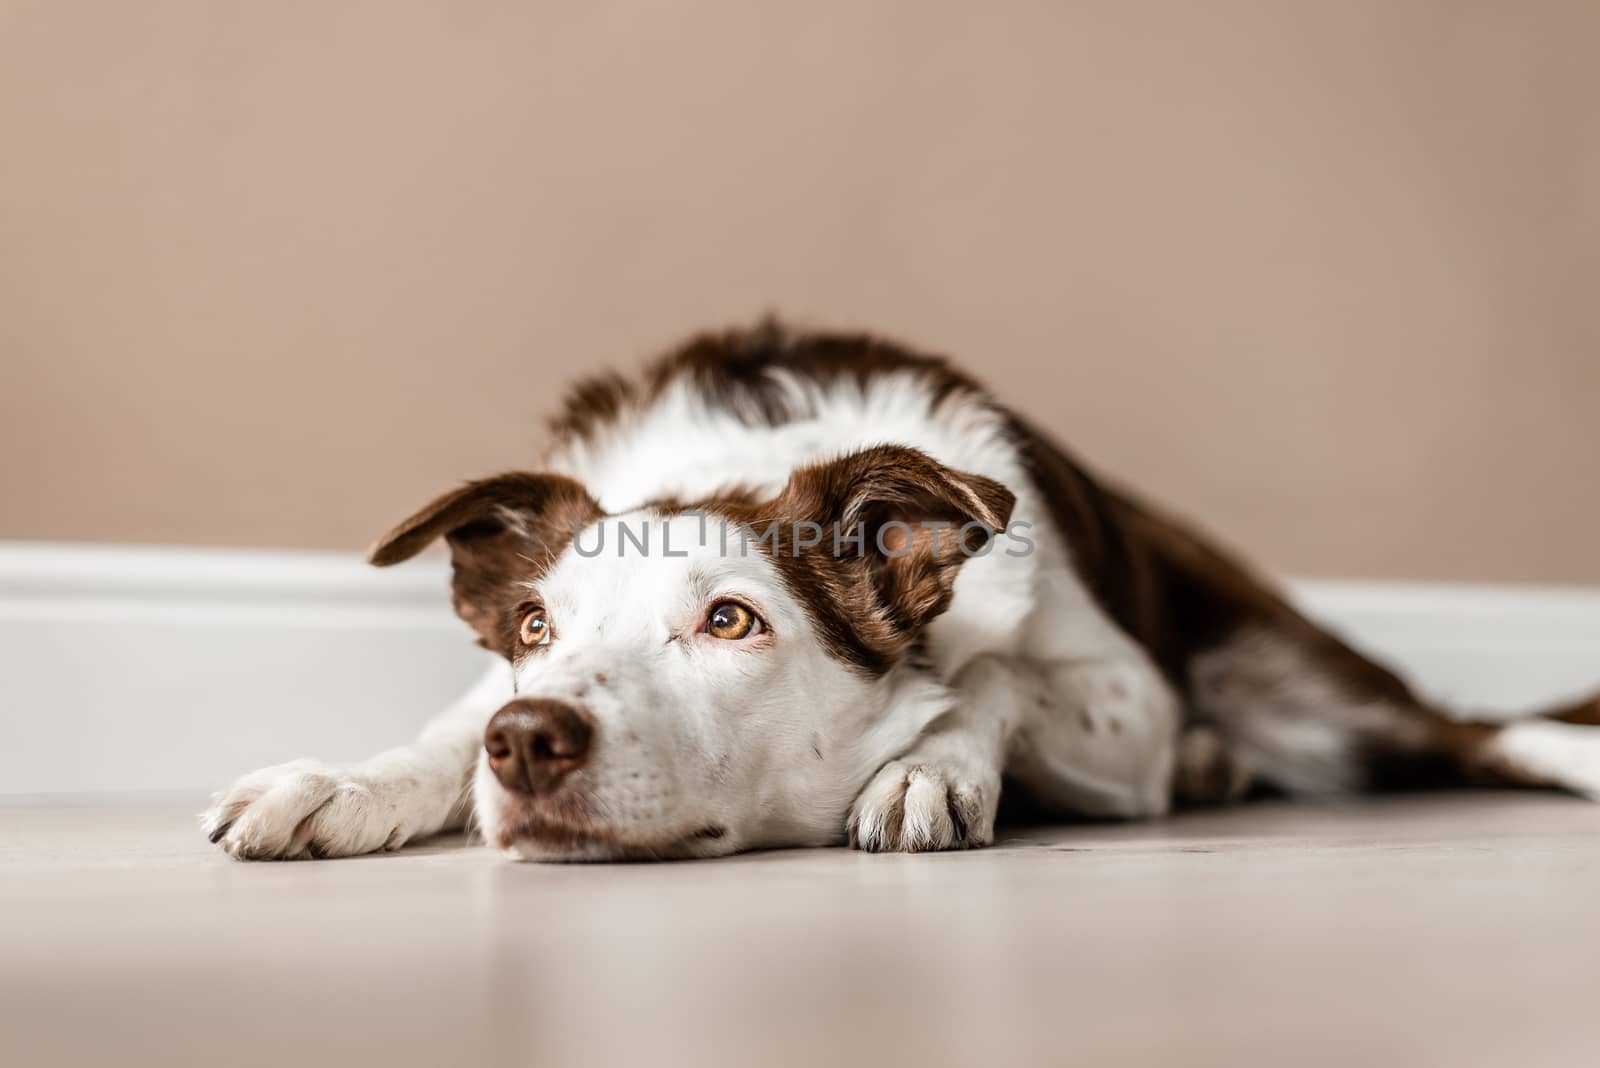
[
  {"left": 847, "top": 760, "right": 997, "bottom": 853},
  {"left": 201, "top": 760, "right": 411, "bottom": 861}
]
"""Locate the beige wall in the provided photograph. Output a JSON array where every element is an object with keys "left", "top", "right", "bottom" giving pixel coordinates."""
[{"left": 3, "top": 2, "right": 1597, "bottom": 583}]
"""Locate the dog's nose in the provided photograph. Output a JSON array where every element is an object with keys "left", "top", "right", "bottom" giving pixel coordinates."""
[{"left": 484, "top": 698, "right": 594, "bottom": 796}]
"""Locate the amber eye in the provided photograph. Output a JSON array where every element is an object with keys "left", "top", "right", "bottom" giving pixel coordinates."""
[
  {"left": 518, "top": 606, "right": 551, "bottom": 647},
  {"left": 706, "top": 601, "right": 759, "bottom": 641}
]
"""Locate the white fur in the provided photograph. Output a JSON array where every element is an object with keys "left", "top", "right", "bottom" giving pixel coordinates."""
[
  {"left": 204, "top": 370, "right": 1181, "bottom": 859},
  {"left": 1486, "top": 721, "right": 1600, "bottom": 800}
]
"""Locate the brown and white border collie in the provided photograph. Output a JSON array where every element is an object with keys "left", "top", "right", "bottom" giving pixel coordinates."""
[{"left": 203, "top": 321, "right": 1600, "bottom": 861}]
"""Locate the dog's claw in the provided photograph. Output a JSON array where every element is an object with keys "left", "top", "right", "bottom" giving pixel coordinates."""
[
  {"left": 848, "top": 760, "right": 996, "bottom": 853},
  {"left": 207, "top": 820, "right": 232, "bottom": 844}
]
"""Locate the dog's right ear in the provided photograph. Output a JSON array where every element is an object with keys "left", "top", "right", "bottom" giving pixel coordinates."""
[{"left": 368, "top": 472, "right": 602, "bottom": 651}]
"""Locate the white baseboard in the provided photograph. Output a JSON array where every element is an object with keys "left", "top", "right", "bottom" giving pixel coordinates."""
[
  {"left": 0, "top": 543, "right": 493, "bottom": 796},
  {"left": 2, "top": 541, "right": 1598, "bottom": 796}
]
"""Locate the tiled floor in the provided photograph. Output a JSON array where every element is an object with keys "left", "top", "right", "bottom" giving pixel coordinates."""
[{"left": 3, "top": 794, "right": 1597, "bottom": 1067}]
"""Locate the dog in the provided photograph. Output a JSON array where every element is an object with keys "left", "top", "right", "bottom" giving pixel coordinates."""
[{"left": 203, "top": 320, "right": 1600, "bottom": 861}]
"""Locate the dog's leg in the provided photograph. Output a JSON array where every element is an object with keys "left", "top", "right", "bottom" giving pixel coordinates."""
[
  {"left": 1171, "top": 723, "right": 1254, "bottom": 807},
  {"left": 847, "top": 656, "right": 1024, "bottom": 852},
  {"left": 1001, "top": 655, "right": 1182, "bottom": 820},
  {"left": 201, "top": 661, "right": 510, "bottom": 860},
  {"left": 1191, "top": 624, "right": 1600, "bottom": 801}
]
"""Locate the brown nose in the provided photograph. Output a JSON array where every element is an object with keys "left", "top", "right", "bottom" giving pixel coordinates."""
[{"left": 484, "top": 698, "right": 595, "bottom": 796}]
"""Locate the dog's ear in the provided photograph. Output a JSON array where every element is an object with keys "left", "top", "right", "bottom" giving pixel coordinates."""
[
  {"left": 368, "top": 472, "right": 601, "bottom": 651},
  {"left": 767, "top": 445, "right": 1015, "bottom": 670}
]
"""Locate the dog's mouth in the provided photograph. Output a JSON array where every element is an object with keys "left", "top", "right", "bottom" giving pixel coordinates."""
[
  {"left": 494, "top": 809, "right": 729, "bottom": 861},
  {"left": 498, "top": 815, "right": 612, "bottom": 854}
]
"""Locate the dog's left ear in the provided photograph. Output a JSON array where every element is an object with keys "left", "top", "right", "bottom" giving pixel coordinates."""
[
  {"left": 768, "top": 445, "right": 1016, "bottom": 669},
  {"left": 368, "top": 472, "right": 601, "bottom": 650}
]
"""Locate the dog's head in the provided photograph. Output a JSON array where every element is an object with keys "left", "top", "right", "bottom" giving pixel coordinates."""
[{"left": 370, "top": 445, "right": 1013, "bottom": 860}]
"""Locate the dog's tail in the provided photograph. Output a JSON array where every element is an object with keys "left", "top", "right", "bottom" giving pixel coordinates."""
[
  {"left": 1470, "top": 691, "right": 1600, "bottom": 800},
  {"left": 1327, "top": 681, "right": 1600, "bottom": 801}
]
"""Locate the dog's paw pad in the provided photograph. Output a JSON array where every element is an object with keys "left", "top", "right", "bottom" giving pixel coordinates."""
[{"left": 847, "top": 761, "right": 993, "bottom": 853}]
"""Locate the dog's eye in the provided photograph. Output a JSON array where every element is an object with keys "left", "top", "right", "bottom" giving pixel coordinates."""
[
  {"left": 518, "top": 606, "right": 551, "bottom": 647},
  {"left": 706, "top": 601, "right": 760, "bottom": 641}
]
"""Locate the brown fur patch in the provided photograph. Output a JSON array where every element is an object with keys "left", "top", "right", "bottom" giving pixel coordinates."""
[
  {"left": 642, "top": 483, "right": 768, "bottom": 517},
  {"left": 368, "top": 472, "right": 602, "bottom": 654},
  {"left": 546, "top": 371, "right": 636, "bottom": 444},
  {"left": 547, "top": 317, "right": 984, "bottom": 449},
  {"left": 709, "top": 444, "right": 1016, "bottom": 675},
  {"left": 1547, "top": 694, "right": 1600, "bottom": 727}
]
